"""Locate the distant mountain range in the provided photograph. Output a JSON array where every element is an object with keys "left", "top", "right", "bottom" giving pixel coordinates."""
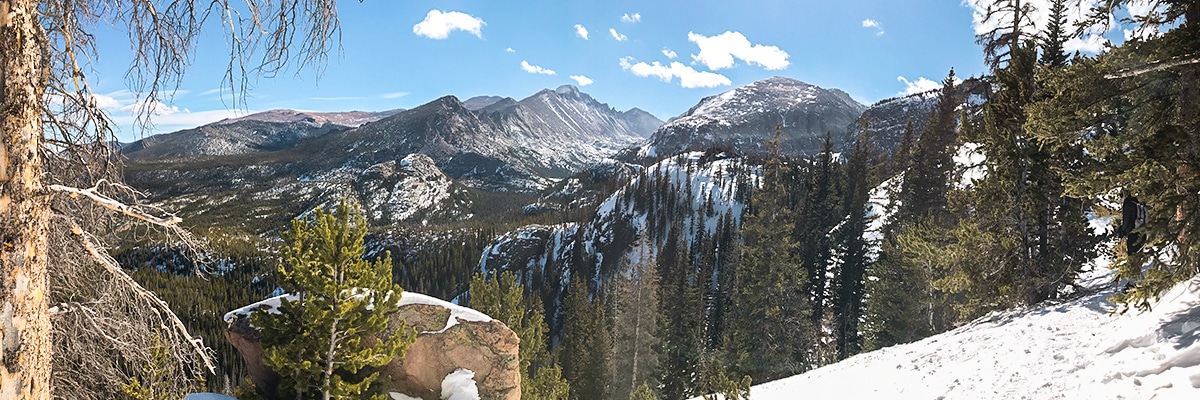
[
  {"left": 122, "top": 76, "right": 985, "bottom": 230},
  {"left": 123, "top": 85, "right": 664, "bottom": 229}
]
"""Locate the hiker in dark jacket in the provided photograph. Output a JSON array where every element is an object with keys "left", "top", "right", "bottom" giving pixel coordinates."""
[{"left": 1116, "top": 194, "right": 1147, "bottom": 254}]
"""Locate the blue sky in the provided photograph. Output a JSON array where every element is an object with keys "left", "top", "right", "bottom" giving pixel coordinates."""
[{"left": 87, "top": 0, "right": 1137, "bottom": 141}]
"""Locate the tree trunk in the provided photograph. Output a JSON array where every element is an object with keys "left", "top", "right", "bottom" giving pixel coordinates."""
[{"left": 0, "top": 0, "right": 51, "bottom": 398}]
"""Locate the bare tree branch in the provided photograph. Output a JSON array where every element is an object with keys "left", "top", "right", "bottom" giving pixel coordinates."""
[
  {"left": 1104, "top": 55, "right": 1200, "bottom": 79},
  {"left": 49, "top": 179, "right": 182, "bottom": 226},
  {"left": 61, "top": 216, "right": 217, "bottom": 374}
]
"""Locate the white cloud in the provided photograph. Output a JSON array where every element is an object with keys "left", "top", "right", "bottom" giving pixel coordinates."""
[
  {"left": 862, "top": 19, "right": 885, "bottom": 36},
  {"left": 896, "top": 75, "right": 965, "bottom": 96},
  {"left": 574, "top": 24, "right": 590, "bottom": 40},
  {"left": 378, "top": 92, "right": 409, "bottom": 99},
  {"left": 1068, "top": 34, "right": 1109, "bottom": 53},
  {"left": 687, "top": 31, "right": 790, "bottom": 71},
  {"left": 122, "top": 99, "right": 181, "bottom": 116},
  {"left": 521, "top": 60, "right": 557, "bottom": 75},
  {"left": 92, "top": 93, "right": 124, "bottom": 110},
  {"left": 609, "top": 28, "right": 627, "bottom": 42},
  {"left": 413, "top": 10, "right": 485, "bottom": 40},
  {"left": 569, "top": 75, "right": 594, "bottom": 86},
  {"left": 621, "top": 13, "right": 641, "bottom": 23},
  {"left": 662, "top": 48, "right": 678, "bottom": 59},
  {"left": 619, "top": 57, "right": 731, "bottom": 89},
  {"left": 897, "top": 76, "right": 942, "bottom": 95},
  {"left": 505, "top": 47, "right": 516, "bottom": 53}
]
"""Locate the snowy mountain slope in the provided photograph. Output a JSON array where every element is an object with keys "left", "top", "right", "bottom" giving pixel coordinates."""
[
  {"left": 620, "top": 77, "right": 866, "bottom": 163},
  {"left": 852, "top": 77, "right": 991, "bottom": 155},
  {"left": 478, "top": 151, "right": 754, "bottom": 335},
  {"left": 123, "top": 86, "right": 662, "bottom": 231},
  {"left": 329, "top": 153, "right": 473, "bottom": 226},
  {"left": 731, "top": 267, "right": 1200, "bottom": 400},
  {"left": 481, "top": 152, "right": 753, "bottom": 283}
]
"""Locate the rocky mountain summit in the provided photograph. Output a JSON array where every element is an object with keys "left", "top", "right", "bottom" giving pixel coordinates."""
[{"left": 619, "top": 77, "right": 867, "bottom": 163}]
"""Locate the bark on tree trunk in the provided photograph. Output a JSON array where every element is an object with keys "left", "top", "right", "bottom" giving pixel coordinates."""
[{"left": 0, "top": 0, "right": 51, "bottom": 398}]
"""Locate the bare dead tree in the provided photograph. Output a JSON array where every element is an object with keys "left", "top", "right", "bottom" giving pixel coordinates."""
[{"left": 1, "top": 1, "right": 346, "bottom": 398}]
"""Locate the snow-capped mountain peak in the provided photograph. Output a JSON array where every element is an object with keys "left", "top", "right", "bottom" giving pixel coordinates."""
[{"left": 621, "top": 76, "right": 867, "bottom": 163}]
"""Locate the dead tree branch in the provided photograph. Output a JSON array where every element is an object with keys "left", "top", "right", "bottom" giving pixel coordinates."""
[
  {"left": 61, "top": 216, "right": 216, "bottom": 374},
  {"left": 1105, "top": 55, "right": 1200, "bottom": 79}
]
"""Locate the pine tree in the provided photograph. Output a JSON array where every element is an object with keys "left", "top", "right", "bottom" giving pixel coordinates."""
[
  {"left": 724, "top": 126, "right": 813, "bottom": 382},
  {"left": 891, "top": 118, "right": 917, "bottom": 176},
  {"left": 869, "top": 70, "right": 963, "bottom": 347},
  {"left": 610, "top": 237, "right": 661, "bottom": 400},
  {"left": 253, "top": 200, "right": 414, "bottom": 400},
  {"left": 961, "top": 12, "right": 1099, "bottom": 310},
  {"left": 975, "top": 0, "right": 1038, "bottom": 68},
  {"left": 630, "top": 383, "right": 657, "bottom": 400},
  {"left": 863, "top": 221, "right": 941, "bottom": 350},
  {"left": 468, "top": 271, "right": 569, "bottom": 400},
  {"left": 1041, "top": 0, "right": 1070, "bottom": 67},
  {"left": 832, "top": 122, "right": 877, "bottom": 359},
  {"left": 561, "top": 278, "right": 612, "bottom": 400},
  {"left": 656, "top": 224, "right": 703, "bottom": 400},
  {"left": 122, "top": 335, "right": 203, "bottom": 400},
  {"left": 798, "top": 131, "right": 840, "bottom": 329},
  {"left": 898, "top": 69, "right": 963, "bottom": 227}
]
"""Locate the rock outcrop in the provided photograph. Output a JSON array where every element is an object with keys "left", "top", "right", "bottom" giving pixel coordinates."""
[{"left": 224, "top": 292, "right": 520, "bottom": 400}]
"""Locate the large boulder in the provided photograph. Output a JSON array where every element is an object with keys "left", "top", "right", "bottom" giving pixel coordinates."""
[{"left": 224, "top": 292, "right": 520, "bottom": 400}]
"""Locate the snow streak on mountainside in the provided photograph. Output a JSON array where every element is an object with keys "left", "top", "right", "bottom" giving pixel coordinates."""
[
  {"left": 479, "top": 152, "right": 754, "bottom": 332},
  {"left": 482, "top": 152, "right": 753, "bottom": 282},
  {"left": 622, "top": 77, "right": 866, "bottom": 163}
]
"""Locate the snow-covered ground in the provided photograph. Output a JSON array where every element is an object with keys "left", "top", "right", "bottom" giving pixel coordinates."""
[{"left": 742, "top": 266, "right": 1200, "bottom": 400}]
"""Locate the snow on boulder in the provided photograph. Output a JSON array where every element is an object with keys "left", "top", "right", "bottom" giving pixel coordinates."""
[
  {"left": 702, "top": 269, "right": 1200, "bottom": 400},
  {"left": 225, "top": 290, "right": 519, "bottom": 400},
  {"left": 441, "top": 368, "right": 481, "bottom": 400}
]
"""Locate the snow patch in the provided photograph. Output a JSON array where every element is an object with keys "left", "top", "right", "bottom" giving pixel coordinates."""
[
  {"left": 225, "top": 291, "right": 492, "bottom": 334},
  {"left": 441, "top": 368, "right": 481, "bottom": 400}
]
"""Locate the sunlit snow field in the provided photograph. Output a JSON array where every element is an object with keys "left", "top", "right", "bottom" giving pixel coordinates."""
[{"left": 729, "top": 265, "right": 1200, "bottom": 399}]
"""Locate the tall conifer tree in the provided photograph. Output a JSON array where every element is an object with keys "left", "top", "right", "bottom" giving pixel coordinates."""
[
  {"left": 254, "top": 200, "right": 414, "bottom": 400},
  {"left": 724, "top": 126, "right": 813, "bottom": 382},
  {"left": 561, "top": 278, "right": 612, "bottom": 400},
  {"left": 832, "top": 122, "right": 877, "bottom": 359}
]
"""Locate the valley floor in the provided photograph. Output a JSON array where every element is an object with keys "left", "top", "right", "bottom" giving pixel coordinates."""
[{"left": 745, "top": 267, "right": 1200, "bottom": 399}]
